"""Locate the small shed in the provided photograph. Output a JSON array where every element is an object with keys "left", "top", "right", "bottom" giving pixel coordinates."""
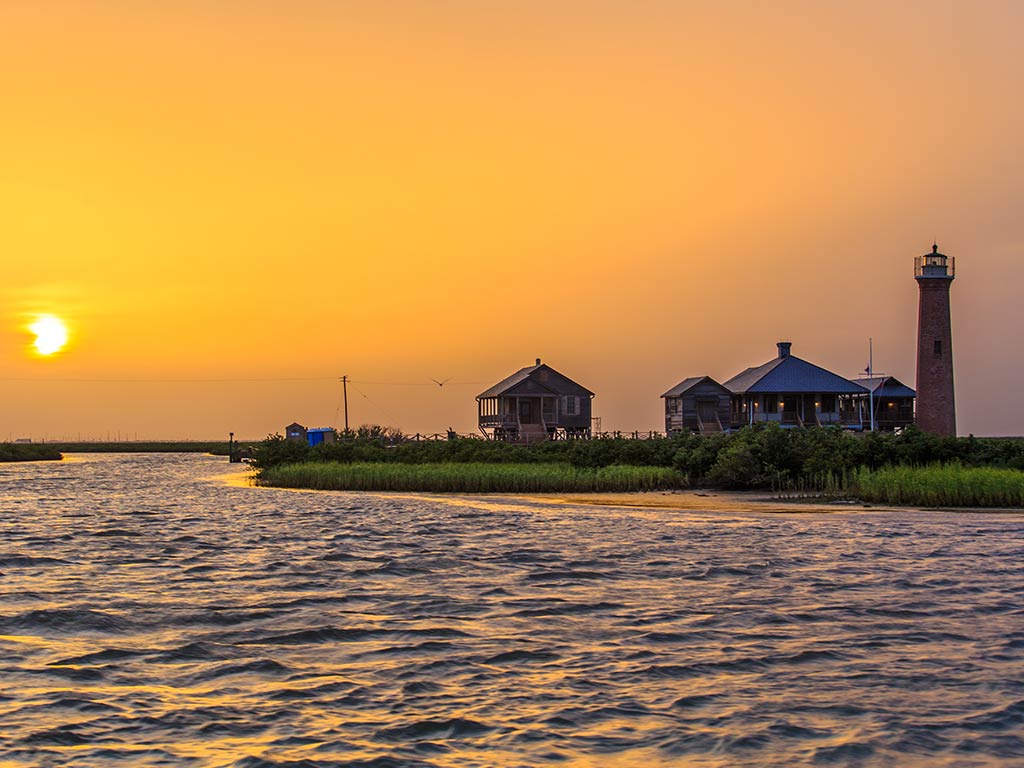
[
  {"left": 285, "top": 422, "right": 307, "bottom": 442},
  {"left": 661, "top": 376, "right": 732, "bottom": 434}
]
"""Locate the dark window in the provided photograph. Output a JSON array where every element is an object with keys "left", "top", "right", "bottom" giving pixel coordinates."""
[
  {"left": 934, "top": 339, "right": 942, "bottom": 357},
  {"left": 765, "top": 396, "right": 778, "bottom": 414}
]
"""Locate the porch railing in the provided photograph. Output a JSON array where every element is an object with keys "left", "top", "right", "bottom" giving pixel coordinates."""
[{"left": 479, "top": 414, "right": 518, "bottom": 428}]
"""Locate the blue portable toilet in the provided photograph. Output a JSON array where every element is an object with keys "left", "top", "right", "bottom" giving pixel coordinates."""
[{"left": 306, "top": 427, "right": 336, "bottom": 447}]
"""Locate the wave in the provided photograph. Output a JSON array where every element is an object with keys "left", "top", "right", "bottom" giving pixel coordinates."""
[
  {"left": 374, "top": 717, "right": 493, "bottom": 741},
  {"left": 190, "top": 659, "right": 292, "bottom": 682},
  {"left": 0, "top": 554, "right": 73, "bottom": 567},
  {"left": 483, "top": 649, "right": 560, "bottom": 664},
  {"left": 0, "top": 608, "right": 134, "bottom": 634}
]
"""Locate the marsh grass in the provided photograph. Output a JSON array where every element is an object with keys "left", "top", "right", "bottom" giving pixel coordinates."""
[
  {"left": 853, "top": 464, "right": 1024, "bottom": 507},
  {"left": 259, "top": 461, "right": 686, "bottom": 493}
]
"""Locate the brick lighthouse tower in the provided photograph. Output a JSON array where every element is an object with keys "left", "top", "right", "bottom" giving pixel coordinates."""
[{"left": 914, "top": 244, "right": 956, "bottom": 435}]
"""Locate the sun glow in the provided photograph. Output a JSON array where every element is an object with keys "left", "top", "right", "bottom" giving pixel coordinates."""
[{"left": 29, "top": 315, "right": 69, "bottom": 356}]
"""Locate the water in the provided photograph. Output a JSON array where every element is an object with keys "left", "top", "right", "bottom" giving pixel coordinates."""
[{"left": 1, "top": 453, "right": 1023, "bottom": 767}]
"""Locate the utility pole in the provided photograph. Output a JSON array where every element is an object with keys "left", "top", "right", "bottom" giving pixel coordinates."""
[
  {"left": 341, "top": 375, "right": 349, "bottom": 433},
  {"left": 868, "top": 338, "right": 875, "bottom": 432}
]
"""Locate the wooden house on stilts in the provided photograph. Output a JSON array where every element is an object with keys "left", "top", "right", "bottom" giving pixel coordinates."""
[
  {"left": 851, "top": 375, "right": 916, "bottom": 431},
  {"left": 661, "top": 377, "right": 732, "bottom": 434},
  {"left": 662, "top": 342, "right": 910, "bottom": 434},
  {"left": 477, "top": 359, "right": 594, "bottom": 441},
  {"left": 724, "top": 342, "right": 870, "bottom": 428}
]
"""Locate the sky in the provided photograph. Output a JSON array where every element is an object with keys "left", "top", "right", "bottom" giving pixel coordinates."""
[{"left": 2, "top": 0, "right": 1022, "bottom": 439}]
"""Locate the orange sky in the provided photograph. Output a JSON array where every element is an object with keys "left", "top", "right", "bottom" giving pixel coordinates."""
[{"left": 2, "top": 1, "right": 1022, "bottom": 439}]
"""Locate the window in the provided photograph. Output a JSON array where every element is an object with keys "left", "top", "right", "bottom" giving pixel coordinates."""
[
  {"left": 934, "top": 339, "right": 942, "bottom": 357},
  {"left": 668, "top": 398, "right": 680, "bottom": 414},
  {"left": 563, "top": 395, "right": 578, "bottom": 415},
  {"left": 764, "top": 396, "right": 778, "bottom": 414}
]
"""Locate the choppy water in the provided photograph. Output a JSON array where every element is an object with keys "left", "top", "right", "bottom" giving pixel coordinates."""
[{"left": 1, "top": 454, "right": 1023, "bottom": 767}]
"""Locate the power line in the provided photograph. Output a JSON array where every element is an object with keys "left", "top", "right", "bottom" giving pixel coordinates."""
[
  {"left": 347, "top": 381, "right": 403, "bottom": 427},
  {"left": 0, "top": 375, "right": 340, "bottom": 383},
  {"left": 0, "top": 375, "right": 487, "bottom": 386},
  {"left": 341, "top": 380, "right": 487, "bottom": 387}
]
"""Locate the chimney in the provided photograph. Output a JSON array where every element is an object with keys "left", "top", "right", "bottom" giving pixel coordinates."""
[
  {"left": 535, "top": 358, "right": 542, "bottom": 366},
  {"left": 777, "top": 342, "right": 792, "bottom": 358}
]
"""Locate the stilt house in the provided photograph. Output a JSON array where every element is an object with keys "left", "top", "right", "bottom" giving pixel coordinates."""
[
  {"left": 724, "top": 342, "right": 869, "bottom": 428},
  {"left": 661, "top": 376, "right": 732, "bottom": 435},
  {"left": 477, "top": 359, "right": 594, "bottom": 441},
  {"left": 851, "top": 376, "right": 916, "bottom": 431}
]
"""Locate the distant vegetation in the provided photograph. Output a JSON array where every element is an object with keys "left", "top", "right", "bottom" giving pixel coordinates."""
[
  {"left": 45, "top": 441, "right": 253, "bottom": 455},
  {"left": 249, "top": 426, "right": 1024, "bottom": 505},
  {"left": 261, "top": 461, "right": 683, "bottom": 494},
  {"left": 0, "top": 443, "right": 63, "bottom": 462},
  {"left": 253, "top": 425, "right": 1024, "bottom": 496}
]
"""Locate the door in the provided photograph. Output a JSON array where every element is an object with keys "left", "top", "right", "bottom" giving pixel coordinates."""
[
  {"left": 802, "top": 395, "right": 817, "bottom": 425},
  {"left": 697, "top": 400, "right": 717, "bottom": 424},
  {"left": 519, "top": 398, "right": 537, "bottom": 424},
  {"left": 782, "top": 397, "right": 798, "bottom": 424}
]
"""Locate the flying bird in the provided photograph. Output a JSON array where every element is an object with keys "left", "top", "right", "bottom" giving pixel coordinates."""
[{"left": 431, "top": 378, "right": 452, "bottom": 388}]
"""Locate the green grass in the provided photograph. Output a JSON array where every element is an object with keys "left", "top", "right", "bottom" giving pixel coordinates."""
[
  {"left": 0, "top": 443, "right": 63, "bottom": 462},
  {"left": 258, "top": 461, "right": 687, "bottom": 493},
  {"left": 853, "top": 464, "right": 1024, "bottom": 507}
]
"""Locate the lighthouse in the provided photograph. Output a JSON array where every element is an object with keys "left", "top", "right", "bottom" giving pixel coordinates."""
[{"left": 914, "top": 244, "right": 956, "bottom": 435}]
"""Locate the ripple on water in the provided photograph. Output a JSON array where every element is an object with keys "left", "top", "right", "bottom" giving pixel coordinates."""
[{"left": 0, "top": 452, "right": 1022, "bottom": 767}]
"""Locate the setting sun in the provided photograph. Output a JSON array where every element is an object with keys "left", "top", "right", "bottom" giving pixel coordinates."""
[{"left": 29, "top": 315, "right": 68, "bottom": 356}]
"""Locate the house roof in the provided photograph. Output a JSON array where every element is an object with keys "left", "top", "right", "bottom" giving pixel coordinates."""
[
  {"left": 724, "top": 344, "right": 869, "bottom": 395},
  {"left": 851, "top": 376, "right": 916, "bottom": 399},
  {"left": 477, "top": 363, "right": 544, "bottom": 399},
  {"left": 661, "top": 376, "right": 728, "bottom": 398},
  {"left": 477, "top": 362, "right": 594, "bottom": 399}
]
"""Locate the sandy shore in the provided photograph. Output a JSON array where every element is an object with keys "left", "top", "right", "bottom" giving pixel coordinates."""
[
  {"left": 529, "top": 490, "right": 1024, "bottom": 515},
  {"left": 525, "top": 490, "right": 890, "bottom": 514},
  {"left": 528, "top": 493, "right": 1024, "bottom": 518}
]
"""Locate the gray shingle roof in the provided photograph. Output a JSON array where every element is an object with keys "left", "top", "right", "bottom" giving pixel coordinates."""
[
  {"left": 851, "top": 376, "right": 916, "bottom": 398},
  {"left": 661, "top": 376, "right": 727, "bottom": 398},
  {"left": 477, "top": 363, "right": 594, "bottom": 399},
  {"left": 722, "top": 359, "right": 785, "bottom": 394},
  {"left": 477, "top": 364, "right": 541, "bottom": 399},
  {"left": 724, "top": 350, "right": 868, "bottom": 395}
]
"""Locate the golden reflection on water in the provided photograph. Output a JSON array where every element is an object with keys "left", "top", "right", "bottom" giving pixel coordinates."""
[
  {"left": 208, "top": 468, "right": 257, "bottom": 489},
  {"left": 2, "top": 454, "right": 1022, "bottom": 767}
]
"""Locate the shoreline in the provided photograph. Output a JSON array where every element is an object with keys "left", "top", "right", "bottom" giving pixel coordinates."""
[
  {"left": 531, "top": 490, "right": 1024, "bottom": 514},
  {"left": 230, "top": 472, "right": 1024, "bottom": 514},
  {"left": 524, "top": 490, "right": 900, "bottom": 514}
]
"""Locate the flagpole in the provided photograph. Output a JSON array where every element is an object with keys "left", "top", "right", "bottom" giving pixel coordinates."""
[{"left": 868, "top": 338, "right": 875, "bottom": 432}]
